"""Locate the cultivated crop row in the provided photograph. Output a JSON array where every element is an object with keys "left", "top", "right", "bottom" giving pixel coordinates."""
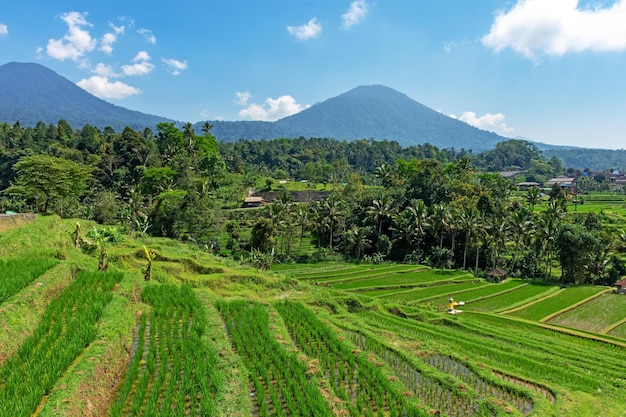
[
  {"left": 547, "top": 293, "right": 626, "bottom": 333},
  {"left": 380, "top": 281, "right": 486, "bottom": 303},
  {"left": 460, "top": 312, "right": 626, "bottom": 373},
  {"left": 109, "top": 284, "right": 218, "bottom": 417},
  {"left": 507, "top": 286, "right": 607, "bottom": 321},
  {"left": 341, "top": 329, "right": 501, "bottom": 417},
  {"left": 465, "top": 284, "right": 559, "bottom": 312},
  {"left": 426, "top": 280, "right": 527, "bottom": 307},
  {"left": 296, "top": 264, "right": 420, "bottom": 281},
  {"left": 360, "top": 310, "right": 621, "bottom": 395},
  {"left": 218, "top": 300, "right": 333, "bottom": 416},
  {"left": 275, "top": 300, "right": 428, "bottom": 417},
  {"left": 0, "top": 255, "right": 58, "bottom": 304},
  {"left": 331, "top": 270, "right": 471, "bottom": 291},
  {"left": 0, "top": 269, "right": 122, "bottom": 417}
]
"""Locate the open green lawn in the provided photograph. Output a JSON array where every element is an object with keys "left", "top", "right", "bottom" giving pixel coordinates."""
[
  {"left": 548, "top": 292, "right": 626, "bottom": 333},
  {"left": 507, "top": 286, "right": 609, "bottom": 321}
]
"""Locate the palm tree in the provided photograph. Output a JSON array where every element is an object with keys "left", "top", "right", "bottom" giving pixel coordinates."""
[
  {"left": 321, "top": 193, "right": 345, "bottom": 253},
  {"left": 367, "top": 195, "right": 395, "bottom": 252},
  {"left": 459, "top": 205, "right": 480, "bottom": 270},
  {"left": 392, "top": 199, "right": 428, "bottom": 260},
  {"left": 507, "top": 208, "right": 534, "bottom": 273},
  {"left": 430, "top": 203, "right": 450, "bottom": 249},
  {"left": 473, "top": 215, "right": 489, "bottom": 274},
  {"left": 294, "top": 204, "right": 311, "bottom": 257},
  {"left": 345, "top": 225, "right": 372, "bottom": 259},
  {"left": 487, "top": 215, "right": 510, "bottom": 270},
  {"left": 526, "top": 186, "right": 541, "bottom": 209},
  {"left": 182, "top": 122, "right": 196, "bottom": 153},
  {"left": 201, "top": 121, "right": 213, "bottom": 136}
]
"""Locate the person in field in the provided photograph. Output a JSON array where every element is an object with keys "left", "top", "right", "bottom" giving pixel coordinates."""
[{"left": 448, "top": 297, "right": 465, "bottom": 314}]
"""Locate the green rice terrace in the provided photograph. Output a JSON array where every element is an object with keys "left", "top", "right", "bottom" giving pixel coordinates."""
[{"left": 0, "top": 216, "right": 625, "bottom": 417}]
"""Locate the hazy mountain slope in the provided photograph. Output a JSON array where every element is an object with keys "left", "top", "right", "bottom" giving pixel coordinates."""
[
  {"left": 272, "top": 85, "right": 509, "bottom": 150},
  {"left": 0, "top": 62, "right": 173, "bottom": 131}
]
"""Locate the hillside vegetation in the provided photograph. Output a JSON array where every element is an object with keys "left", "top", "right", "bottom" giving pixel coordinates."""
[{"left": 0, "top": 215, "right": 624, "bottom": 417}]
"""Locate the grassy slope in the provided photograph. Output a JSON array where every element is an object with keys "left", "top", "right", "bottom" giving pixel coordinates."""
[{"left": 1, "top": 218, "right": 625, "bottom": 416}]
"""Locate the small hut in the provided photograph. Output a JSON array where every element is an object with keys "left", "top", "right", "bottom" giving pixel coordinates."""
[
  {"left": 615, "top": 278, "right": 626, "bottom": 294},
  {"left": 487, "top": 268, "right": 508, "bottom": 283},
  {"left": 243, "top": 196, "right": 264, "bottom": 208}
]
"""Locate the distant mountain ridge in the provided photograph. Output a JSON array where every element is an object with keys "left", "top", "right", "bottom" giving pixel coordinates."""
[
  {"left": 203, "top": 85, "right": 512, "bottom": 151},
  {"left": 0, "top": 62, "right": 173, "bottom": 131},
  {"left": 0, "top": 62, "right": 550, "bottom": 151}
]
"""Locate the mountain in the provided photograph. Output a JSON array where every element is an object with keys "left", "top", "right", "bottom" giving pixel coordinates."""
[
  {"left": 204, "top": 85, "right": 511, "bottom": 151},
  {"left": 0, "top": 62, "right": 526, "bottom": 151},
  {"left": 0, "top": 62, "right": 173, "bottom": 131}
]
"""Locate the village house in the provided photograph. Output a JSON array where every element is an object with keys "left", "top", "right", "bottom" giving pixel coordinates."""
[
  {"left": 242, "top": 196, "right": 264, "bottom": 208},
  {"left": 615, "top": 278, "right": 626, "bottom": 295},
  {"left": 517, "top": 181, "right": 540, "bottom": 191},
  {"left": 544, "top": 175, "right": 576, "bottom": 189}
]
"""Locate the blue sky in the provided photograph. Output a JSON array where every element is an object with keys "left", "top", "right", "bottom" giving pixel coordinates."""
[{"left": 2, "top": 1, "right": 626, "bottom": 149}]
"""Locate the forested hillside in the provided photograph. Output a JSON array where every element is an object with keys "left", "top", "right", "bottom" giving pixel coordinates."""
[
  {"left": 543, "top": 147, "right": 626, "bottom": 172},
  {"left": 1, "top": 120, "right": 624, "bottom": 286}
]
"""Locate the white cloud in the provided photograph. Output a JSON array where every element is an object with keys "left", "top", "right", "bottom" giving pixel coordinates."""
[
  {"left": 100, "top": 23, "right": 124, "bottom": 55},
  {"left": 287, "top": 18, "right": 322, "bottom": 41},
  {"left": 0, "top": 23, "right": 8, "bottom": 36},
  {"left": 132, "top": 50, "right": 150, "bottom": 61},
  {"left": 450, "top": 111, "right": 515, "bottom": 135},
  {"left": 482, "top": 0, "right": 626, "bottom": 59},
  {"left": 137, "top": 28, "right": 156, "bottom": 44},
  {"left": 122, "top": 61, "right": 154, "bottom": 76},
  {"left": 121, "top": 51, "right": 154, "bottom": 76},
  {"left": 162, "top": 58, "right": 188, "bottom": 75},
  {"left": 238, "top": 95, "right": 308, "bottom": 121},
  {"left": 77, "top": 76, "right": 140, "bottom": 99},
  {"left": 92, "top": 62, "right": 118, "bottom": 77},
  {"left": 46, "top": 11, "right": 96, "bottom": 61},
  {"left": 342, "top": 0, "right": 369, "bottom": 28},
  {"left": 236, "top": 91, "right": 252, "bottom": 106}
]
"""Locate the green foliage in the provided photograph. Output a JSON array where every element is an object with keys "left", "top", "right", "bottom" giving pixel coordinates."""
[
  {"left": 0, "top": 269, "right": 123, "bottom": 416},
  {"left": 4, "top": 154, "right": 92, "bottom": 215},
  {"left": 0, "top": 256, "right": 58, "bottom": 303},
  {"left": 249, "top": 217, "right": 275, "bottom": 252}
]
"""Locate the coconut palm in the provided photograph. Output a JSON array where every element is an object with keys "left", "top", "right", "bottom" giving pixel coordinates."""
[
  {"left": 345, "top": 225, "right": 372, "bottom": 259},
  {"left": 459, "top": 205, "right": 480, "bottom": 270},
  {"left": 367, "top": 195, "right": 396, "bottom": 252},
  {"left": 320, "top": 193, "right": 346, "bottom": 253}
]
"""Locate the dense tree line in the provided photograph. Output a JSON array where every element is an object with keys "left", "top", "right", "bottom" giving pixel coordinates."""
[
  {"left": 0, "top": 120, "right": 225, "bottom": 246},
  {"left": 0, "top": 120, "right": 623, "bottom": 285},
  {"left": 247, "top": 158, "right": 624, "bottom": 285}
]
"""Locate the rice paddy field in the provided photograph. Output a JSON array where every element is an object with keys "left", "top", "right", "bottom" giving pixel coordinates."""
[{"left": 0, "top": 215, "right": 625, "bottom": 417}]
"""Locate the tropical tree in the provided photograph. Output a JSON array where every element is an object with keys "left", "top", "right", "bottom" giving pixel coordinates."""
[
  {"left": 429, "top": 203, "right": 451, "bottom": 249},
  {"left": 320, "top": 193, "right": 346, "bottom": 253},
  {"left": 294, "top": 203, "right": 311, "bottom": 257},
  {"left": 4, "top": 154, "right": 92, "bottom": 215},
  {"left": 526, "top": 186, "right": 542, "bottom": 209},
  {"left": 458, "top": 204, "right": 480, "bottom": 270},
  {"left": 345, "top": 225, "right": 372, "bottom": 259},
  {"left": 507, "top": 208, "right": 535, "bottom": 273},
  {"left": 367, "top": 195, "right": 396, "bottom": 252}
]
